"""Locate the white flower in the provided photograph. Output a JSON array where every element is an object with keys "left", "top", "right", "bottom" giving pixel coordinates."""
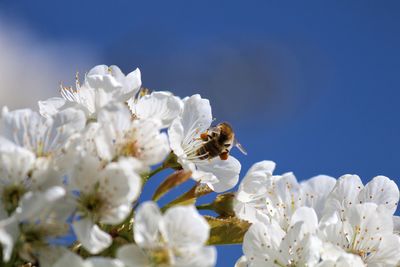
[
  {"left": 94, "top": 103, "right": 170, "bottom": 165},
  {"left": 0, "top": 187, "right": 70, "bottom": 263},
  {"left": 394, "top": 215, "right": 400, "bottom": 235},
  {"left": 234, "top": 161, "right": 336, "bottom": 229},
  {"left": 128, "top": 91, "right": 184, "bottom": 128},
  {"left": 0, "top": 108, "right": 85, "bottom": 220},
  {"left": 0, "top": 142, "right": 72, "bottom": 225},
  {"left": 70, "top": 154, "right": 142, "bottom": 254},
  {"left": 319, "top": 203, "right": 400, "bottom": 266},
  {"left": 0, "top": 220, "right": 18, "bottom": 262},
  {"left": 39, "top": 65, "right": 141, "bottom": 119},
  {"left": 54, "top": 251, "right": 123, "bottom": 267},
  {"left": 323, "top": 174, "right": 399, "bottom": 222},
  {"left": 117, "top": 201, "right": 216, "bottom": 267},
  {"left": 168, "top": 94, "right": 241, "bottom": 192},
  {"left": 234, "top": 256, "right": 249, "bottom": 267},
  {"left": 0, "top": 107, "right": 86, "bottom": 158},
  {"left": 242, "top": 207, "right": 322, "bottom": 267},
  {"left": 0, "top": 146, "right": 35, "bottom": 215},
  {"left": 317, "top": 243, "right": 365, "bottom": 267}
]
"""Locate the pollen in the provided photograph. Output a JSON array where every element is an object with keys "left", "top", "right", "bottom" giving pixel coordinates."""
[
  {"left": 119, "top": 138, "right": 142, "bottom": 158},
  {"left": 78, "top": 192, "right": 107, "bottom": 221}
]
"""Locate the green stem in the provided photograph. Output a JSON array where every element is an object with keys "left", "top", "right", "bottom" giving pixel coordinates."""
[
  {"left": 196, "top": 203, "right": 214, "bottom": 211},
  {"left": 161, "top": 185, "right": 197, "bottom": 212},
  {"left": 142, "top": 165, "right": 165, "bottom": 182},
  {"left": 161, "top": 184, "right": 213, "bottom": 212}
]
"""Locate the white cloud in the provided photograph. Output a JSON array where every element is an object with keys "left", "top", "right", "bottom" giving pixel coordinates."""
[{"left": 0, "top": 16, "right": 99, "bottom": 110}]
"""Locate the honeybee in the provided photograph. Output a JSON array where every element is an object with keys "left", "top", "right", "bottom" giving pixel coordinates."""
[{"left": 196, "top": 122, "right": 247, "bottom": 160}]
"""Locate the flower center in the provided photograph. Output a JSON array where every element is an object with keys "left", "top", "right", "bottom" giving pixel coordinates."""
[
  {"left": 116, "top": 129, "right": 142, "bottom": 159},
  {"left": 78, "top": 192, "right": 107, "bottom": 221},
  {"left": 2, "top": 185, "right": 26, "bottom": 215},
  {"left": 119, "top": 139, "right": 141, "bottom": 158},
  {"left": 182, "top": 131, "right": 210, "bottom": 163},
  {"left": 19, "top": 223, "right": 69, "bottom": 263},
  {"left": 146, "top": 247, "right": 172, "bottom": 266}
]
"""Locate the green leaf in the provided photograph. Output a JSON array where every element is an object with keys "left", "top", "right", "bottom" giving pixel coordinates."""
[
  {"left": 152, "top": 170, "right": 192, "bottom": 201},
  {"left": 205, "top": 216, "right": 251, "bottom": 245}
]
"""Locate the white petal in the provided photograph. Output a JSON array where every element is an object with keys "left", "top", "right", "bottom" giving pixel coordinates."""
[
  {"left": 300, "top": 175, "right": 336, "bottom": 219},
  {"left": 168, "top": 118, "right": 186, "bottom": 157},
  {"left": 95, "top": 103, "right": 132, "bottom": 161},
  {"left": 175, "top": 246, "right": 217, "bottom": 267},
  {"left": 163, "top": 205, "right": 210, "bottom": 247},
  {"left": 195, "top": 156, "right": 241, "bottom": 192},
  {"left": 278, "top": 222, "right": 304, "bottom": 261},
  {"left": 341, "top": 203, "right": 394, "bottom": 256},
  {"left": 70, "top": 155, "right": 102, "bottom": 193},
  {"left": 243, "top": 221, "right": 285, "bottom": 264},
  {"left": 96, "top": 103, "right": 170, "bottom": 165},
  {"left": 97, "top": 102, "right": 131, "bottom": 131},
  {"left": 297, "top": 234, "right": 322, "bottom": 266},
  {"left": 0, "top": 106, "right": 85, "bottom": 156},
  {"left": 246, "top": 160, "right": 276, "bottom": 175},
  {"left": 318, "top": 244, "right": 364, "bottom": 267},
  {"left": 54, "top": 250, "right": 124, "bottom": 267},
  {"left": 323, "top": 174, "right": 363, "bottom": 219},
  {"left": 73, "top": 218, "right": 112, "bottom": 254},
  {"left": 99, "top": 204, "right": 132, "bottom": 225},
  {"left": 269, "top": 172, "right": 301, "bottom": 228},
  {"left": 274, "top": 172, "right": 301, "bottom": 206},
  {"left": 124, "top": 68, "right": 141, "bottom": 96},
  {"left": 117, "top": 244, "right": 150, "bottom": 267},
  {"left": 86, "top": 65, "right": 123, "bottom": 93},
  {"left": 181, "top": 94, "right": 212, "bottom": 137},
  {"left": 132, "top": 119, "right": 170, "bottom": 165},
  {"left": 358, "top": 175, "right": 399, "bottom": 214},
  {"left": 37, "top": 246, "right": 69, "bottom": 267},
  {"left": 100, "top": 157, "right": 142, "bottom": 205},
  {"left": 48, "top": 107, "right": 86, "bottom": 152},
  {"left": 107, "top": 65, "right": 125, "bottom": 82},
  {"left": 130, "top": 91, "right": 183, "bottom": 128},
  {"left": 367, "top": 233, "right": 400, "bottom": 265},
  {"left": 0, "top": 145, "right": 35, "bottom": 184},
  {"left": 16, "top": 186, "right": 66, "bottom": 221},
  {"left": 86, "top": 257, "right": 125, "bottom": 267},
  {"left": 86, "top": 65, "right": 140, "bottom": 101},
  {"left": 0, "top": 108, "right": 43, "bottom": 152},
  {"left": 134, "top": 201, "right": 163, "bottom": 247},
  {"left": 290, "top": 207, "right": 318, "bottom": 234},
  {"left": 234, "top": 256, "right": 248, "bottom": 267},
  {"left": 53, "top": 251, "right": 86, "bottom": 267},
  {"left": 236, "top": 160, "right": 276, "bottom": 202},
  {"left": 38, "top": 97, "right": 67, "bottom": 118},
  {"left": 0, "top": 222, "right": 17, "bottom": 262},
  {"left": 233, "top": 201, "right": 261, "bottom": 224},
  {"left": 393, "top": 215, "right": 400, "bottom": 235}
]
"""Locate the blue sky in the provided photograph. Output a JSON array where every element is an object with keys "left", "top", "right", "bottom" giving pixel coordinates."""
[{"left": 1, "top": 1, "right": 400, "bottom": 266}]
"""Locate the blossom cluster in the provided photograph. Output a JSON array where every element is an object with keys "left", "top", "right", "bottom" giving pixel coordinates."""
[
  {"left": 234, "top": 163, "right": 400, "bottom": 266},
  {"left": 0, "top": 64, "right": 398, "bottom": 267}
]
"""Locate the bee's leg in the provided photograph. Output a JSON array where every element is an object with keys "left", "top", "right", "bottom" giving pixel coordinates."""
[{"left": 219, "top": 151, "right": 229, "bottom": 160}]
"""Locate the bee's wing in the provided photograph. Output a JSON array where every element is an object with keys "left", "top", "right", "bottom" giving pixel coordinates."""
[{"left": 233, "top": 138, "right": 248, "bottom": 155}]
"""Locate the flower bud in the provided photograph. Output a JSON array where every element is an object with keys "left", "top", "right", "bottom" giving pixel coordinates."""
[{"left": 211, "top": 192, "right": 236, "bottom": 217}]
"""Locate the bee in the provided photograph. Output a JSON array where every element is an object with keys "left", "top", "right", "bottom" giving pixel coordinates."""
[{"left": 196, "top": 122, "right": 247, "bottom": 160}]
